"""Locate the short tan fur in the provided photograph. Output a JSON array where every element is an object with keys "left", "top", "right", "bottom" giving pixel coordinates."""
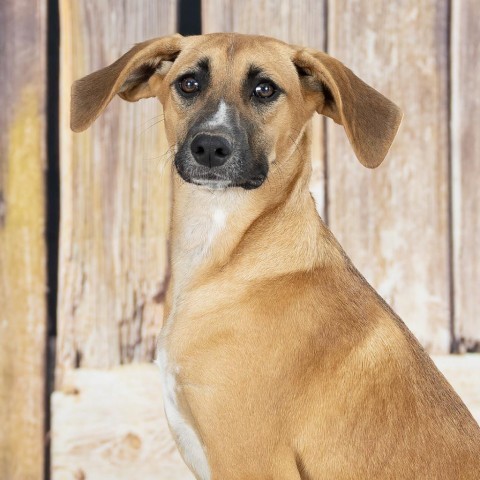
[{"left": 72, "top": 33, "right": 480, "bottom": 479}]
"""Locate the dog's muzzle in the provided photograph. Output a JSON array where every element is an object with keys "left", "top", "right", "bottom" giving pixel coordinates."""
[
  {"left": 174, "top": 100, "right": 269, "bottom": 190},
  {"left": 174, "top": 130, "right": 268, "bottom": 191}
]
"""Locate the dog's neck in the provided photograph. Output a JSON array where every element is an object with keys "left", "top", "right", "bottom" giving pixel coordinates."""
[{"left": 167, "top": 128, "right": 338, "bottom": 303}]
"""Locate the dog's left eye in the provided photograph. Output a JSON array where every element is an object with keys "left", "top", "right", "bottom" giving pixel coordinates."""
[
  {"left": 179, "top": 77, "right": 199, "bottom": 94},
  {"left": 254, "top": 82, "right": 276, "bottom": 99}
]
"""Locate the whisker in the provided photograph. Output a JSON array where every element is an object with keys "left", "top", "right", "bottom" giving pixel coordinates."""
[
  {"left": 140, "top": 117, "right": 166, "bottom": 137},
  {"left": 140, "top": 113, "right": 165, "bottom": 129}
]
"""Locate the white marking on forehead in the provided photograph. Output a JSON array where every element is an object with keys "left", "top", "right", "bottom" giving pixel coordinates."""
[{"left": 205, "top": 100, "right": 228, "bottom": 127}]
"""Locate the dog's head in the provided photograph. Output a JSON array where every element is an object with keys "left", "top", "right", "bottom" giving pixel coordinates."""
[{"left": 71, "top": 33, "right": 402, "bottom": 190}]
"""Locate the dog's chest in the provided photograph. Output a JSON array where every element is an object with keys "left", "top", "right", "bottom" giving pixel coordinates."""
[
  {"left": 157, "top": 191, "right": 246, "bottom": 480},
  {"left": 175, "top": 202, "right": 227, "bottom": 274},
  {"left": 156, "top": 197, "right": 235, "bottom": 480},
  {"left": 172, "top": 187, "right": 244, "bottom": 277},
  {"left": 157, "top": 346, "right": 211, "bottom": 480}
]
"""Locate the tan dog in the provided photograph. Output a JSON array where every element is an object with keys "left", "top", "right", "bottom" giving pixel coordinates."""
[{"left": 71, "top": 33, "right": 480, "bottom": 479}]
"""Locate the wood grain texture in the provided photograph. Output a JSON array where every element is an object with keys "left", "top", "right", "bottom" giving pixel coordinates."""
[
  {"left": 51, "top": 364, "right": 194, "bottom": 480},
  {"left": 57, "top": 0, "right": 177, "bottom": 380},
  {"left": 327, "top": 1, "right": 450, "bottom": 352},
  {"left": 451, "top": 0, "right": 480, "bottom": 352},
  {"left": 202, "top": 0, "right": 327, "bottom": 217},
  {"left": 0, "top": 1, "right": 47, "bottom": 479}
]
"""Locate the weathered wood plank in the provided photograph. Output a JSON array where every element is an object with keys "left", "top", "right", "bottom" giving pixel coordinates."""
[
  {"left": 51, "top": 364, "right": 194, "bottom": 480},
  {"left": 327, "top": 1, "right": 450, "bottom": 352},
  {"left": 202, "top": 0, "right": 327, "bottom": 217},
  {"left": 0, "top": 1, "right": 47, "bottom": 478},
  {"left": 57, "top": 0, "right": 177, "bottom": 379},
  {"left": 451, "top": 0, "right": 480, "bottom": 352}
]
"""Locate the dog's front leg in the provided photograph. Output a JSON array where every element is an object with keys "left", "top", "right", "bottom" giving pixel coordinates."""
[
  {"left": 276, "top": 460, "right": 303, "bottom": 479},
  {"left": 208, "top": 469, "right": 302, "bottom": 480},
  {"left": 205, "top": 451, "right": 303, "bottom": 480},
  {"left": 271, "top": 451, "right": 304, "bottom": 480},
  {"left": 274, "top": 466, "right": 303, "bottom": 480}
]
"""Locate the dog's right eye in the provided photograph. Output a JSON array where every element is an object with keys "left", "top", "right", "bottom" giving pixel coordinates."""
[
  {"left": 254, "top": 82, "right": 276, "bottom": 98},
  {"left": 179, "top": 77, "right": 199, "bottom": 94}
]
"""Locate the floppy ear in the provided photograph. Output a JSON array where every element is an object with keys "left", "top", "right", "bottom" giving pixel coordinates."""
[
  {"left": 293, "top": 49, "right": 403, "bottom": 168},
  {"left": 71, "top": 34, "right": 183, "bottom": 133}
]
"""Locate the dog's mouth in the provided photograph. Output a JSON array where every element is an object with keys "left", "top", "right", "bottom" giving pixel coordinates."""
[
  {"left": 186, "top": 173, "right": 267, "bottom": 191},
  {"left": 233, "top": 175, "right": 267, "bottom": 190},
  {"left": 174, "top": 154, "right": 268, "bottom": 191},
  {"left": 190, "top": 178, "right": 232, "bottom": 190}
]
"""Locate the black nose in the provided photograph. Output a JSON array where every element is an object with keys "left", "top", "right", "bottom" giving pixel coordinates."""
[{"left": 190, "top": 134, "right": 233, "bottom": 168}]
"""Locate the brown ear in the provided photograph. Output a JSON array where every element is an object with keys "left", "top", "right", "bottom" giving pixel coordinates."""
[
  {"left": 71, "top": 34, "right": 183, "bottom": 133},
  {"left": 294, "top": 49, "right": 403, "bottom": 168}
]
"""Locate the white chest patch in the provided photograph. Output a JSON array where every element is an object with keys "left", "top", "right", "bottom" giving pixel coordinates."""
[
  {"left": 157, "top": 189, "right": 242, "bottom": 479},
  {"left": 176, "top": 201, "right": 228, "bottom": 274},
  {"left": 156, "top": 348, "right": 211, "bottom": 480}
]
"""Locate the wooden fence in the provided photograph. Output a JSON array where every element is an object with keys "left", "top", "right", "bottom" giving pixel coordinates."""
[{"left": 0, "top": 0, "right": 479, "bottom": 478}]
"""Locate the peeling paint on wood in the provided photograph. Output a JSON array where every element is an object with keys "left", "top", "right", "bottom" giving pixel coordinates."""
[
  {"left": 451, "top": 0, "right": 480, "bottom": 352},
  {"left": 0, "top": 86, "right": 47, "bottom": 480},
  {"left": 0, "top": 0, "right": 47, "bottom": 478}
]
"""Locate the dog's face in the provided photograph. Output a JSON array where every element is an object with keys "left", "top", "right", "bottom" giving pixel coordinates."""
[
  {"left": 159, "top": 35, "right": 314, "bottom": 190},
  {"left": 71, "top": 33, "right": 402, "bottom": 190}
]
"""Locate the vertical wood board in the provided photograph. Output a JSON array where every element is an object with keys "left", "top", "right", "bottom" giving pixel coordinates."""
[
  {"left": 451, "top": 0, "right": 480, "bottom": 352},
  {"left": 0, "top": 0, "right": 47, "bottom": 478},
  {"left": 327, "top": 0, "right": 450, "bottom": 352},
  {"left": 57, "top": 0, "right": 177, "bottom": 379},
  {"left": 202, "top": 0, "right": 327, "bottom": 217}
]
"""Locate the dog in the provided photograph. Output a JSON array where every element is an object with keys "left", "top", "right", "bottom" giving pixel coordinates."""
[{"left": 71, "top": 33, "right": 480, "bottom": 479}]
